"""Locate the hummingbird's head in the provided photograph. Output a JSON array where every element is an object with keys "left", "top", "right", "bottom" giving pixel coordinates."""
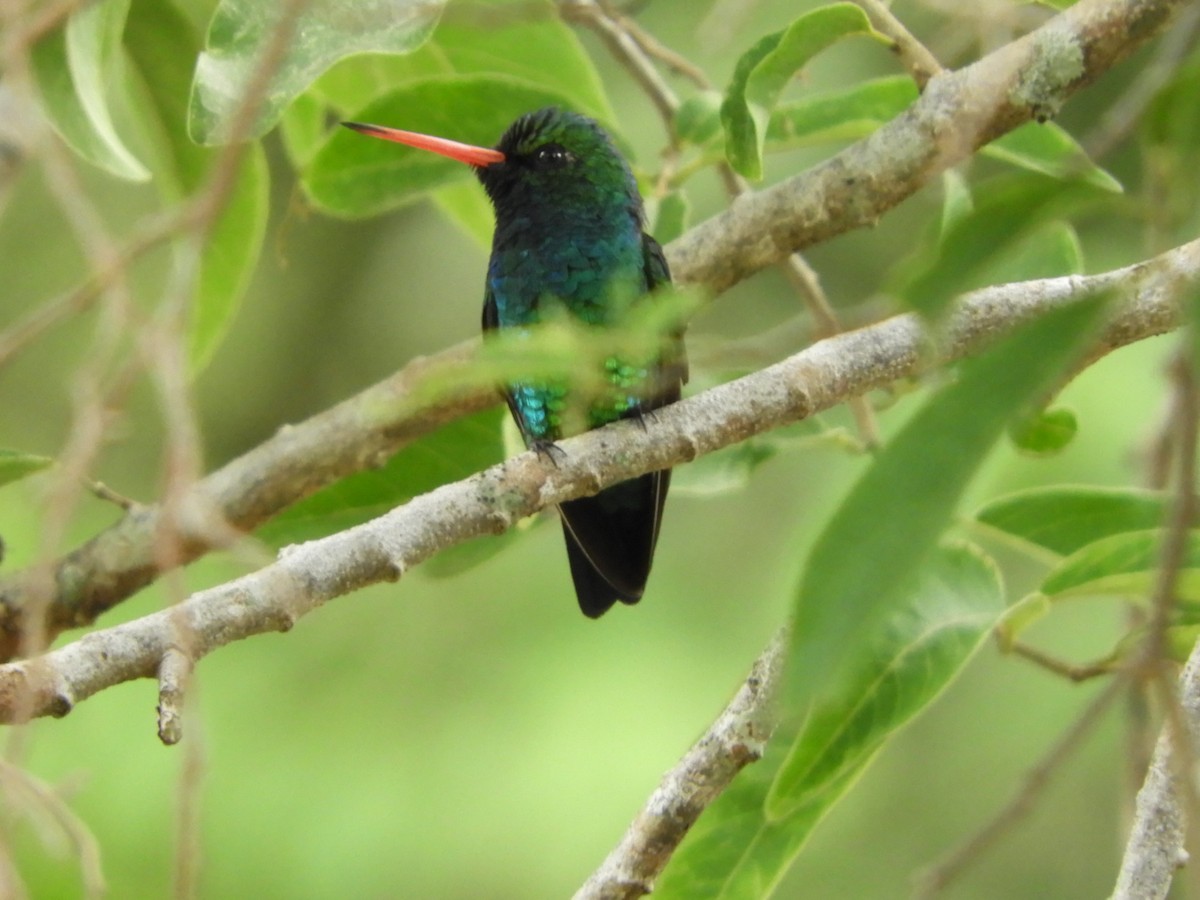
[
  {"left": 477, "top": 107, "right": 640, "bottom": 219},
  {"left": 342, "top": 107, "right": 641, "bottom": 224}
]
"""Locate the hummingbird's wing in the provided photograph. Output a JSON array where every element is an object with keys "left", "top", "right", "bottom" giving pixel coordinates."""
[{"left": 557, "top": 232, "right": 686, "bottom": 617}]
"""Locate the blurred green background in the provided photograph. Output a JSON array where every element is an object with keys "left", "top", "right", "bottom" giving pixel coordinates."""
[{"left": 0, "top": 0, "right": 1192, "bottom": 896}]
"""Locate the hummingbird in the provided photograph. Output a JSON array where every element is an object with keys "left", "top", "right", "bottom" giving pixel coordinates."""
[{"left": 344, "top": 107, "right": 685, "bottom": 618}]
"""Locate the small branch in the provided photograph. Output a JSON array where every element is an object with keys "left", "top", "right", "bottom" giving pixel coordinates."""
[
  {"left": 0, "top": 238, "right": 1194, "bottom": 725},
  {"left": 84, "top": 481, "right": 138, "bottom": 512},
  {"left": 575, "top": 629, "right": 786, "bottom": 899},
  {"left": 156, "top": 645, "right": 194, "bottom": 746},
  {"left": 558, "top": 0, "right": 680, "bottom": 124},
  {"left": 1007, "top": 640, "right": 1117, "bottom": 682},
  {"left": 851, "top": 0, "right": 944, "bottom": 89},
  {"left": 914, "top": 676, "right": 1124, "bottom": 897}
]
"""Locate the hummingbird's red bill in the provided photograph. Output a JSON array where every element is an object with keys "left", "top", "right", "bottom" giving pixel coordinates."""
[{"left": 342, "top": 122, "right": 505, "bottom": 168}]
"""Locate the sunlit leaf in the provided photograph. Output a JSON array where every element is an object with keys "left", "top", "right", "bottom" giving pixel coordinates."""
[
  {"left": 975, "top": 485, "right": 1169, "bottom": 557},
  {"left": 656, "top": 542, "right": 1002, "bottom": 899},
  {"left": 189, "top": 0, "right": 447, "bottom": 144},
  {"left": 29, "top": 0, "right": 150, "bottom": 180},
  {"left": 0, "top": 450, "right": 54, "bottom": 488},
  {"left": 722, "top": 4, "right": 879, "bottom": 179},
  {"left": 773, "top": 293, "right": 1108, "bottom": 785}
]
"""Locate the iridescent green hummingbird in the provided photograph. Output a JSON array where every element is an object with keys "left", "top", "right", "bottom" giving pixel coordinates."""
[{"left": 344, "top": 107, "right": 685, "bottom": 617}]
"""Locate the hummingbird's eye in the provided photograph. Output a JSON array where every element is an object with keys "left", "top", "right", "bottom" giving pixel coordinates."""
[{"left": 533, "top": 143, "right": 575, "bottom": 169}]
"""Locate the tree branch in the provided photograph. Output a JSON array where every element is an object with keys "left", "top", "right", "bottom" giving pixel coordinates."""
[
  {"left": 575, "top": 630, "right": 787, "bottom": 900},
  {"left": 667, "top": 0, "right": 1187, "bottom": 294},
  {"left": 0, "top": 237, "right": 1194, "bottom": 724},
  {"left": 0, "top": 0, "right": 1180, "bottom": 655}
]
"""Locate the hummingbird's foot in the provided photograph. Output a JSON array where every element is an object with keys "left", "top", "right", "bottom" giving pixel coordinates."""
[
  {"left": 531, "top": 439, "right": 567, "bottom": 467},
  {"left": 630, "top": 406, "right": 653, "bottom": 430}
]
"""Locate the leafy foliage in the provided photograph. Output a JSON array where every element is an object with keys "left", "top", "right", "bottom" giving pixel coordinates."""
[
  {"left": 3, "top": 0, "right": 1194, "bottom": 897},
  {"left": 657, "top": 542, "right": 1003, "bottom": 898}
]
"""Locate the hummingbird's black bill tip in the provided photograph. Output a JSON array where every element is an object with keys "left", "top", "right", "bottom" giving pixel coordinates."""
[{"left": 341, "top": 121, "right": 505, "bottom": 168}]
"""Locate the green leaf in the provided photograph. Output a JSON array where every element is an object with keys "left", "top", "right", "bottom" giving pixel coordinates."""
[
  {"left": 652, "top": 190, "right": 691, "bottom": 247},
  {"left": 675, "top": 91, "right": 724, "bottom": 145},
  {"left": 304, "top": 76, "right": 600, "bottom": 217},
  {"left": 261, "top": 407, "right": 506, "bottom": 545},
  {"left": 939, "top": 169, "right": 974, "bottom": 238},
  {"left": 189, "top": 0, "right": 447, "bottom": 144},
  {"left": 721, "top": 4, "right": 879, "bottom": 179},
  {"left": 656, "top": 542, "right": 1002, "bottom": 899},
  {"left": 29, "top": 0, "right": 150, "bottom": 180},
  {"left": 765, "top": 75, "right": 917, "bottom": 149},
  {"left": 1038, "top": 529, "right": 1200, "bottom": 603},
  {"left": 311, "top": 7, "right": 613, "bottom": 124},
  {"left": 773, "top": 293, "right": 1109, "bottom": 798},
  {"left": 975, "top": 485, "right": 1169, "bottom": 557},
  {"left": 1008, "top": 406, "right": 1078, "bottom": 456},
  {"left": 0, "top": 450, "right": 54, "bottom": 488},
  {"left": 896, "top": 176, "right": 1107, "bottom": 318},
  {"left": 188, "top": 146, "right": 269, "bottom": 371},
  {"left": 979, "top": 220, "right": 1084, "bottom": 286},
  {"left": 981, "top": 122, "right": 1122, "bottom": 192},
  {"left": 995, "top": 591, "right": 1052, "bottom": 649},
  {"left": 125, "top": 0, "right": 270, "bottom": 374}
]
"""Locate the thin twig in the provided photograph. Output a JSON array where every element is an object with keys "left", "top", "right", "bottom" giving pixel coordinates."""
[
  {"left": 558, "top": 0, "right": 680, "bottom": 125},
  {"left": 1007, "top": 640, "right": 1116, "bottom": 682},
  {"left": 852, "top": 0, "right": 944, "bottom": 90},
  {"left": 913, "top": 676, "right": 1124, "bottom": 898}
]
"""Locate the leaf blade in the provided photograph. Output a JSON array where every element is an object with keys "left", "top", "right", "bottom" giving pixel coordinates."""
[
  {"left": 656, "top": 543, "right": 1003, "bottom": 899},
  {"left": 189, "top": 0, "right": 447, "bottom": 144},
  {"left": 773, "top": 292, "right": 1110, "bottom": 816}
]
